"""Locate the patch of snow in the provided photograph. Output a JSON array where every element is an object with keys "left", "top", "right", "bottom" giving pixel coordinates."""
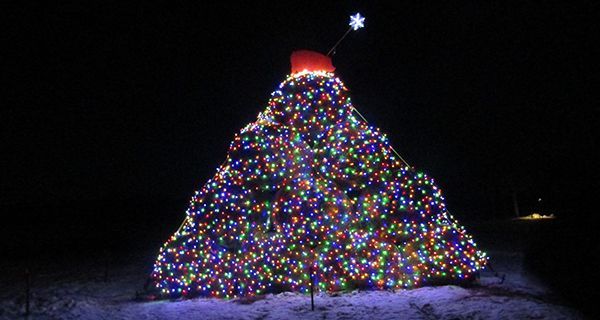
[{"left": 0, "top": 252, "right": 582, "bottom": 319}]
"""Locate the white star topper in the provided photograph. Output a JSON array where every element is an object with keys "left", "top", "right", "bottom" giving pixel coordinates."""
[
  {"left": 327, "top": 12, "right": 367, "bottom": 56},
  {"left": 349, "top": 13, "right": 365, "bottom": 31}
]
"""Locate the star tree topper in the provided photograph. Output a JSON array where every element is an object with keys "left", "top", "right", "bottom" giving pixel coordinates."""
[
  {"left": 349, "top": 13, "right": 365, "bottom": 31},
  {"left": 327, "top": 12, "right": 366, "bottom": 56}
]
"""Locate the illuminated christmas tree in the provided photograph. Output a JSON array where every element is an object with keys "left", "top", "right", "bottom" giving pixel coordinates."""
[{"left": 148, "top": 49, "right": 487, "bottom": 299}]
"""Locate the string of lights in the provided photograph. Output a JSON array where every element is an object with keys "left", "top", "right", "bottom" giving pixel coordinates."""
[{"left": 150, "top": 70, "right": 487, "bottom": 299}]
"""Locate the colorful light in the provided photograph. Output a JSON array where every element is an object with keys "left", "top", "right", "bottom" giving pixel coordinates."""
[{"left": 150, "top": 70, "right": 487, "bottom": 299}]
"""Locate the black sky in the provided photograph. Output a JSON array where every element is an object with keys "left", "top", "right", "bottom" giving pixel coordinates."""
[{"left": 2, "top": 2, "right": 597, "bottom": 221}]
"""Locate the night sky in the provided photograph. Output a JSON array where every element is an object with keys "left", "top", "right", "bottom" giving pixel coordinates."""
[{"left": 3, "top": 2, "right": 596, "bottom": 222}]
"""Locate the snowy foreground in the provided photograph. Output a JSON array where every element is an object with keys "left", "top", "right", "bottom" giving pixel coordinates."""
[{"left": 0, "top": 251, "right": 582, "bottom": 319}]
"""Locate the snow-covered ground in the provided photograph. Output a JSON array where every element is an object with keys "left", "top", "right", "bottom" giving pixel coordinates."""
[{"left": 0, "top": 251, "right": 582, "bottom": 319}]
